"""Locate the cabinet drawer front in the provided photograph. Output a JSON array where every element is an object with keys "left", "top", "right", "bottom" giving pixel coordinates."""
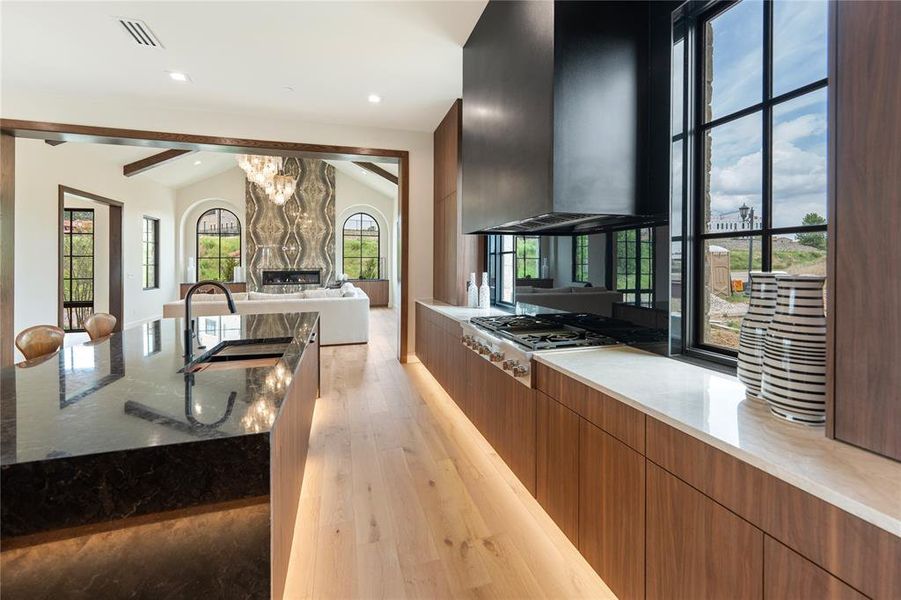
[
  {"left": 536, "top": 392, "right": 580, "bottom": 543},
  {"left": 646, "top": 463, "right": 763, "bottom": 600},
  {"left": 764, "top": 536, "right": 867, "bottom": 600},
  {"left": 535, "top": 362, "right": 645, "bottom": 453},
  {"left": 647, "top": 417, "right": 900, "bottom": 599}
]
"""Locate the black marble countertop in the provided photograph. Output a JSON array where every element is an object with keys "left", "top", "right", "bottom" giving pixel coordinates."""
[{"left": 0, "top": 312, "right": 319, "bottom": 467}]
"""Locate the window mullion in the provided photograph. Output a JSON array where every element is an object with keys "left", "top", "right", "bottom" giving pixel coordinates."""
[{"left": 761, "top": 0, "right": 774, "bottom": 272}]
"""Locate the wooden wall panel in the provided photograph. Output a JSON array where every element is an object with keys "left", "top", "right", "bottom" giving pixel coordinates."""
[
  {"left": 764, "top": 536, "right": 866, "bottom": 600},
  {"left": 350, "top": 279, "right": 388, "bottom": 307},
  {"left": 0, "top": 132, "right": 13, "bottom": 367},
  {"left": 646, "top": 417, "right": 901, "bottom": 599},
  {"left": 646, "top": 462, "right": 763, "bottom": 600},
  {"left": 830, "top": 0, "right": 901, "bottom": 460},
  {"left": 579, "top": 420, "right": 645, "bottom": 600},
  {"left": 433, "top": 100, "right": 483, "bottom": 306}
]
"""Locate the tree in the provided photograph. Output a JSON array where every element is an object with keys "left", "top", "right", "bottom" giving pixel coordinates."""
[{"left": 796, "top": 213, "right": 827, "bottom": 250}]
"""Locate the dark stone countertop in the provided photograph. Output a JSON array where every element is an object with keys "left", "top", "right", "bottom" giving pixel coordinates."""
[{"left": 0, "top": 312, "right": 319, "bottom": 467}]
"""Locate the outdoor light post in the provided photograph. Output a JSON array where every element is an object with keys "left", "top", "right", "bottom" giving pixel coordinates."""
[{"left": 739, "top": 203, "right": 754, "bottom": 290}]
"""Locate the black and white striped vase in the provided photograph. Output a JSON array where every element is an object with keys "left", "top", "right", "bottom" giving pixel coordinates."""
[
  {"left": 737, "top": 271, "right": 784, "bottom": 402},
  {"left": 760, "top": 275, "right": 827, "bottom": 425}
]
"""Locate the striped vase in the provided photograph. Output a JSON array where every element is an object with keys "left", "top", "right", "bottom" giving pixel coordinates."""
[
  {"left": 737, "top": 271, "right": 784, "bottom": 402},
  {"left": 760, "top": 275, "right": 827, "bottom": 425}
]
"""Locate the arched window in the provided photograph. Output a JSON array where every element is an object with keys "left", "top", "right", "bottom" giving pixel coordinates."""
[
  {"left": 342, "top": 212, "right": 380, "bottom": 279},
  {"left": 196, "top": 208, "right": 241, "bottom": 281}
]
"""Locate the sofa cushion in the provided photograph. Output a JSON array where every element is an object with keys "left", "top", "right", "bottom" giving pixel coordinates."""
[
  {"left": 571, "top": 286, "right": 606, "bottom": 293},
  {"left": 340, "top": 282, "right": 356, "bottom": 297},
  {"left": 192, "top": 292, "right": 248, "bottom": 302},
  {"left": 546, "top": 287, "right": 573, "bottom": 294},
  {"left": 248, "top": 291, "right": 305, "bottom": 300},
  {"left": 304, "top": 288, "right": 343, "bottom": 299},
  {"left": 516, "top": 286, "right": 535, "bottom": 294}
]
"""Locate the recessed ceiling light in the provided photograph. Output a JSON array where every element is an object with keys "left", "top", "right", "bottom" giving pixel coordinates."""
[
  {"left": 367, "top": 93, "right": 381, "bottom": 104},
  {"left": 193, "top": 160, "right": 202, "bottom": 166},
  {"left": 168, "top": 71, "right": 190, "bottom": 82}
]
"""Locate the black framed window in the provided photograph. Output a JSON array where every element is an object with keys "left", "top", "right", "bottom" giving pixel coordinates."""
[
  {"left": 615, "top": 228, "right": 655, "bottom": 306},
  {"left": 142, "top": 217, "right": 159, "bottom": 290},
  {"left": 62, "top": 208, "right": 94, "bottom": 332},
  {"left": 487, "top": 234, "right": 515, "bottom": 306},
  {"left": 515, "top": 235, "right": 541, "bottom": 279},
  {"left": 676, "top": 0, "right": 828, "bottom": 359},
  {"left": 573, "top": 235, "right": 589, "bottom": 283},
  {"left": 197, "top": 208, "right": 241, "bottom": 282},
  {"left": 342, "top": 212, "right": 380, "bottom": 279}
]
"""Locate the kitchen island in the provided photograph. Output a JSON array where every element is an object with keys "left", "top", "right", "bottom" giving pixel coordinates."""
[{"left": 0, "top": 312, "right": 320, "bottom": 599}]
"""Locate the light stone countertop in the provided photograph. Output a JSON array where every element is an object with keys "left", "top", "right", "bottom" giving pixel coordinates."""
[{"left": 533, "top": 345, "right": 901, "bottom": 537}]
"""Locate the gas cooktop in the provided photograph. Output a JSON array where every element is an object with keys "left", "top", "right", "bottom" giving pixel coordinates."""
[{"left": 469, "top": 315, "right": 620, "bottom": 351}]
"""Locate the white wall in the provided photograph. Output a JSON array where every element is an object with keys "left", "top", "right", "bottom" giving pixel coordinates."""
[
  {"left": 334, "top": 170, "right": 398, "bottom": 307},
  {"left": 62, "top": 194, "right": 110, "bottom": 314},
  {"left": 2, "top": 96, "right": 433, "bottom": 357},
  {"left": 13, "top": 138, "right": 177, "bottom": 356},
  {"left": 174, "top": 167, "right": 246, "bottom": 282}
]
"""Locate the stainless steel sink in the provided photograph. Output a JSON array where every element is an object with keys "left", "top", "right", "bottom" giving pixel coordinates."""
[{"left": 183, "top": 337, "right": 292, "bottom": 373}]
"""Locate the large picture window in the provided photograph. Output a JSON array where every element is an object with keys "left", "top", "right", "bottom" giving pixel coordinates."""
[
  {"left": 615, "top": 228, "right": 655, "bottom": 306},
  {"left": 515, "top": 235, "right": 541, "bottom": 279},
  {"left": 197, "top": 208, "right": 241, "bottom": 282},
  {"left": 142, "top": 217, "right": 159, "bottom": 290},
  {"left": 573, "top": 235, "right": 589, "bottom": 283},
  {"left": 676, "top": 0, "right": 828, "bottom": 358},
  {"left": 62, "top": 208, "right": 94, "bottom": 332},
  {"left": 343, "top": 212, "right": 380, "bottom": 279}
]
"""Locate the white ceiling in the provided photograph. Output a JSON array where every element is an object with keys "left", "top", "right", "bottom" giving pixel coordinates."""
[
  {"left": 327, "top": 160, "right": 397, "bottom": 198},
  {"left": 0, "top": 1, "right": 486, "bottom": 132},
  {"left": 37, "top": 138, "right": 396, "bottom": 194}
]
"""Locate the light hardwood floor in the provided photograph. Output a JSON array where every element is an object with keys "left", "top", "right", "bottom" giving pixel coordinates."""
[{"left": 283, "top": 308, "right": 615, "bottom": 599}]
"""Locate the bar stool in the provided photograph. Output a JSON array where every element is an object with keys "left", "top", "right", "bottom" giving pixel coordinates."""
[
  {"left": 15, "top": 325, "right": 65, "bottom": 361},
  {"left": 83, "top": 313, "right": 117, "bottom": 341}
]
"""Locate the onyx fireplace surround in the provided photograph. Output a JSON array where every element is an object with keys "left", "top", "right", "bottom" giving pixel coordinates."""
[{"left": 261, "top": 269, "right": 322, "bottom": 287}]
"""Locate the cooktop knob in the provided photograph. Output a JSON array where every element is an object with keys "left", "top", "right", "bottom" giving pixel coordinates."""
[
  {"left": 512, "top": 365, "right": 529, "bottom": 378},
  {"left": 490, "top": 351, "right": 505, "bottom": 362},
  {"left": 502, "top": 359, "right": 518, "bottom": 371}
]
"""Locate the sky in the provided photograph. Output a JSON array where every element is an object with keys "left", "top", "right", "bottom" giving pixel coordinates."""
[{"left": 683, "top": 0, "right": 829, "bottom": 231}]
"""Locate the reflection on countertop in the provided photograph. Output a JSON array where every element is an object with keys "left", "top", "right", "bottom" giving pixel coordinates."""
[
  {"left": 0, "top": 312, "right": 318, "bottom": 466},
  {"left": 534, "top": 345, "right": 901, "bottom": 537}
]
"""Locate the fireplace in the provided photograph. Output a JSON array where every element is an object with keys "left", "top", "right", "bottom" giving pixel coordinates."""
[{"left": 261, "top": 269, "right": 322, "bottom": 286}]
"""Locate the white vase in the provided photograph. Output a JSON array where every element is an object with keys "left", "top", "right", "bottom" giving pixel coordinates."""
[
  {"left": 478, "top": 273, "right": 490, "bottom": 309},
  {"left": 467, "top": 273, "right": 478, "bottom": 308},
  {"left": 760, "top": 275, "right": 827, "bottom": 425},
  {"left": 737, "top": 271, "right": 784, "bottom": 401}
]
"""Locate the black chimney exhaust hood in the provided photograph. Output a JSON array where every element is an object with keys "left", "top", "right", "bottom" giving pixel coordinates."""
[{"left": 462, "top": 1, "right": 674, "bottom": 235}]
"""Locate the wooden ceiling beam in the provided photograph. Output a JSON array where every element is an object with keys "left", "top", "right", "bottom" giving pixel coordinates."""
[
  {"left": 123, "top": 148, "right": 195, "bottom": 177},
  {"left": 353, "top": 161, "right": 398, "bottom": 184}
]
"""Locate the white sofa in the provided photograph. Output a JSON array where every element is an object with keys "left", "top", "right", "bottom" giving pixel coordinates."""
[{"left": 163, "top": 286, "right": 370, "bottom": 345}]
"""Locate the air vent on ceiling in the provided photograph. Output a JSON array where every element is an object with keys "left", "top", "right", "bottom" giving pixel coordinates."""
[{"left": 115, "top": 17, "right": 164, "bottom": 49}]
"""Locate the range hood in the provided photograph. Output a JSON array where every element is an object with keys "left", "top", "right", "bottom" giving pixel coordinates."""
[{"left": 461, "top": 1, "right": 674, "bottom": 235}]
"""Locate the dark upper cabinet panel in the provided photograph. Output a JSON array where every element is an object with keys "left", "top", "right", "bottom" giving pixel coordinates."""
[
  {"left": 552, "top": 1, "right": 648, "bottom": 217},
  {"left": 462, "top": 0, "right": 555, "bottom": 234},
  {"left": 462, "top": 1, "right": 673, "bottom": 234}
]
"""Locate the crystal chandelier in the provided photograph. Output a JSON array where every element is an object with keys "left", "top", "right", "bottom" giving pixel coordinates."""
[{"left": 236, "top": 154, "right": 297, "bottom": 205}]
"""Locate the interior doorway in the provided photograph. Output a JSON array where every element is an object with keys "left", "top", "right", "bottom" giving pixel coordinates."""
[{"left": 57, "top": 185, "right": 123, "bottom": 333}]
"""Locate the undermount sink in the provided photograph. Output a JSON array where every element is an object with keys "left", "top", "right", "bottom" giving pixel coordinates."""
[{"left": 184, "top": 337, "right": 292, "bottom": 373}]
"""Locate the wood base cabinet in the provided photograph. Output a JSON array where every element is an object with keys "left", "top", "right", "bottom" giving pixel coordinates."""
[
  {"left": 536, "top": 391, "right": 580, "bottom": 545},
  {"left": 579, "top": 419, "right": 646, "bottom": 600},
  {"left": 764, "top": 536, "right": 866, "bottom": 600},
  {"left": 646, "top": 463, "right": 763, "bottom": 600}
]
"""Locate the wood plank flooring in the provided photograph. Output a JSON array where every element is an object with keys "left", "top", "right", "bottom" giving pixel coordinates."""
[{"left": 283, "top": 308, "right": 615, "bottom": 599}]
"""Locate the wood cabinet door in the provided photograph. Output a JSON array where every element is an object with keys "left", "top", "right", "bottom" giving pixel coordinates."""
[
  {"left": 579, "top": 419, "right": 645, "bottom": 600},
  {"left": 536, "top": 391, "right": 580, "bottom": 543},
  {"left": 764, "top": 536, "right": 866, "bottom": 600},
  {"left": 501, "top": 377, "right": 537, "bottom": 495},
  {"left": 646, "top": 462, "right": 763, "bottom": 600}
]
